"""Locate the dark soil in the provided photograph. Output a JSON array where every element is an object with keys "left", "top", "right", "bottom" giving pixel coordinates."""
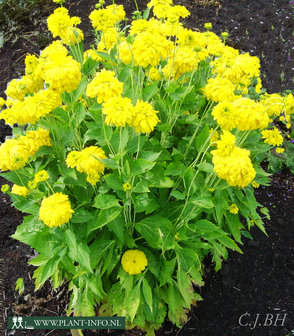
[{"left": 0, "top": 0, "right": 294, "bottom": 335}]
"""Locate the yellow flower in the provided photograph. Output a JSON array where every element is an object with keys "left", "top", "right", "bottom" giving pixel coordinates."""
[
  {"left": 229, "top": 204, "right": 239, "bottom": 214},
  {"left": 66, "top": 146, "right": 107, "bottom": 185},
  {"left": 123, "top": 182, "right": 132, "bottom": 191},
  {"left": 276, "top": 147, "right": 285, "bottom": 154},
  {"left": 0, "top": 97, "right": 6, "bottom": 108},
  {"left": 162, "top": 46, "right": 200, "bottom": 80},
  {"left": 251, "top": 181, "right": 260, "bottom": 188},
  {"left": 0, "top": 128, "right": 50, "bottom": 171},
  {"left": 86, "top": 70, "right": 123, "bottom": 104},
  {"left": 121, "top": 250, "right": 148, "bottom": 275},
  {"left": 211, "top": 102, "right": 238, "bottom": 131},
  {"left": 130, "top": 100, "right": 160, "bottom": 134},
  {"left": 1, "top": 89, "right": 61, "bottom": 126},
  {"left": 212, "top": 147, "right": 256, "bottom": 188},
  {"left": 34, "top": 170, "right": 50, "bottom": 183},
  {"left": 42, "top": 55, "right": 81, "bottom": 94},
  {"left": 149, "top": 67, "right": 161, "bottom": 81},
  {"left": 84, "top": 49, "right": 101, "bottom": 62},
  {"left": 203, "top": 77, "right": 238, "bottom": 103},
  {"left": 102, "top": 96, "right": 134, "bottom": 127},
  {"left": 132, "top": 31, "right": 173, "bottom": 68},
  {"left": 284, "top": 93, "right": 294, "bottom": 115},
  {"left": 204, "top": 22, "right": 212, "bottom": 30},
  {"left": 28, "top": 180, "right": 38, "bottom": 190},
  {"left": 232, "top": 98, "right": 269, "bottom": 131},
  {"left": 11, "top": 185, "right": 30, "bottom": 197},
  {"left": 260, "top": 93, "right": 283, "bottom": 117},
  {"left": 1, "top": 184, "right": 10, "bottom": 193},
  {"left": 166, "top": 5, "right": 190, "bottom": 22},
  {"left": 47, "top": 7, "right": 83, "bottom": 45},
  {"left": 89, "top": 5, "right": 125, "bottom": 32},
  {"left": 214, "top": 131, "right": 236, "bottom": 157},
  {"left": 209, "top": 128, "right": 219, "bottom": 144},
  {"left": 39, "top": 192, "right": 74, "bottom": 228},
  {"left": 261, "top": 127, "right": 283, "bottom": 146},
  {"left": 118, "top": 40, "right": 133, "bottom": 65}
]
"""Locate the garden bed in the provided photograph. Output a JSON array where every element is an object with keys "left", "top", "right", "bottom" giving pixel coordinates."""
[{"left": 0, "top": 0, "right": 294, "bottom": 335}]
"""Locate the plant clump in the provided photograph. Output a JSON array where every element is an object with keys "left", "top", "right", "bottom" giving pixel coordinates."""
[{"left": 0, "top": 0, "right": 294, "bottom": 334}]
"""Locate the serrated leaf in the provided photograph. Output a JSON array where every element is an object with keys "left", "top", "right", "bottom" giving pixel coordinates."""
[
  {"left": 94, "top": 194, "right": 120, "bottom": 209},
  {"left": 142, "top": 278, "right": 153, "bottom": 312}
]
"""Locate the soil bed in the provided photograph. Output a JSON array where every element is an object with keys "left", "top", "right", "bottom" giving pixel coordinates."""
[{"left": 0, "top": 0, "right": 294, "bottom": 335}]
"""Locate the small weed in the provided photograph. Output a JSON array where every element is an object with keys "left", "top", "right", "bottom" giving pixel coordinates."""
[{"left": 280, "top": 71, "right": 286, "bottom": 83}]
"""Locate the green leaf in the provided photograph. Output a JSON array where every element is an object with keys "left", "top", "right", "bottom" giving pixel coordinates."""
[
  {"left": 170, "top": 190, "right": 185, "bottom": 200},
  {"left": 143, "top": 82, "right": 159, "bottom": 101},
  {"left": 176, "top": 246, "right": 201, "bottom": 273},
  {"left": 217, "top": 235, "right": 242, "bottom": 253},
  {"left": 0, "top": 170, "right": 30, "bottom": 186},
  {"left": 146, "top": 166, "right": 174, "bottom": 188},
  {"left": 225, "top": 213, "right": 242, "bottom": 243},
  {"left": 71, "top": 209, "right": 94, "bottom": 223},
  {"left": 72, "top": 77, "right": 88, "bottom": 102},
  {"left": 96, "top": 51, "right": 116, "bottom": 63},
  {"left": 88, "top": 206, "right": 122, "bottom": 232},
  {"left": 40, "top": 256, "right": 60, "bottom": 286},
  {"left": 189, "top": 195, "right": 214, "bottom": 208},
  {"left": 130, "top": 159, "right": 155, "bottom": 176},
  {"left": 177, "top": 268, "right": 193, "bottom": 307},
  {"left": 125, "top": 282, "right": 141, "bottom": 322},
  {"left": 108, "top": 213, "right": 125, "bottom": 243},
  {"left": 93, "top": 194, "right": 120, "bottom": 209},
  {"left": 82, "top": 58, "right": 99, "bottom": 76},
  {"left": 195, "top": 124, "right": 209, "bottom": 152},
  {"left": 197, "top": 161, "right": 214, "bottom": 173},
  {"left": 140, "top": 151, "right": 161, "bottom": 162},
  {"left": 98, "top": 158, "right": 119, "bottom": 169},
  {"left": 135, "top": 193, "right": 159, "bottom": 214},
  {"left": 10, "top": 194, "right": 39, "bottom": 215},
  {"left": 132, "top": 181, "right": 150, "bottom": 193},
  {"left": 76, "top": 242, "right": 92, "bottom": 273},
  {"left": 89, "top": 239, "right": 115, "bottom": 268},
  {"left": 142, "top": 278, "right": 153, "bottom": 312},
  {"left": 15, "top": 278, "right": 25, "bottom": 295},
  {"left": 159, "top": 258, "right": 176, "bottom": 286},
  {"left": 104, "top": 174, "right": 124, "bottom": 191},
  {"left": 136, "top": 215, "right": 174, "bottom": 250}
]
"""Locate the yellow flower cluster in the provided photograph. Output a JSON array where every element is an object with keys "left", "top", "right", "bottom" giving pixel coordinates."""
[
  {"left": 47, "top": 7, "right": 83, "bottom": 45},
  {"left": 28, "top": 170, "right": 50, "bottom": 189},
  {"left": 102, "top": 97, "right": 160, "bottom": 134},
  {"left": 130, "top": 100, "right": 160, "bottom": 134},
  {"left": 11, "top": 185, "right": 30, "bottom": 197},
  {"left": 232, "top": 98, "right": 269, "bottom": 131},
  {"left": 229, "top": 204, "right": 239, "bottom": 214},
  {"left": 261, "top": 128, "right": 283, "bottom": 147},
  {"left": 203, "top": 77, "right": 238, "bottom": 102},
  {"left": 89, "top": 4, "right": 125, "bottom": 32},
  {"left": 66, "top": 146, "right": 107, "bottom": 185},
  {"left": 121, "top": 250, "right": 148, "bottom": 275},
  {"left": 132, "top": 31, "right": 174, "bottom": 68},
  {"left": 211, "top": 132, "right": 256, "bottom": 188},
  {"left": 211, "top": 101, "right": 238, "bottom": 131},
  {"left": 1, "top": 89, "right": 61, "bottom": 125},
  {"left": 261, "top": 93, "right": 284, "bottom": 117},
  {"left": 0, "top": 129, "right": 51, "bottom": 171},
  {"left": 40, "top": 41, "right": 82, "bottom": 94},
  {"left": 39, "top": 192, "right": 74, "bottom": 228},
  {"left": 86, "top": 70, "right": 123, "bottom": 104}
]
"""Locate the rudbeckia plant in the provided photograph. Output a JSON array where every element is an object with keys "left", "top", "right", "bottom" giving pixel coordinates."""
[{"left": 0, "top": 0, "right": 293, "bottom": 334}]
